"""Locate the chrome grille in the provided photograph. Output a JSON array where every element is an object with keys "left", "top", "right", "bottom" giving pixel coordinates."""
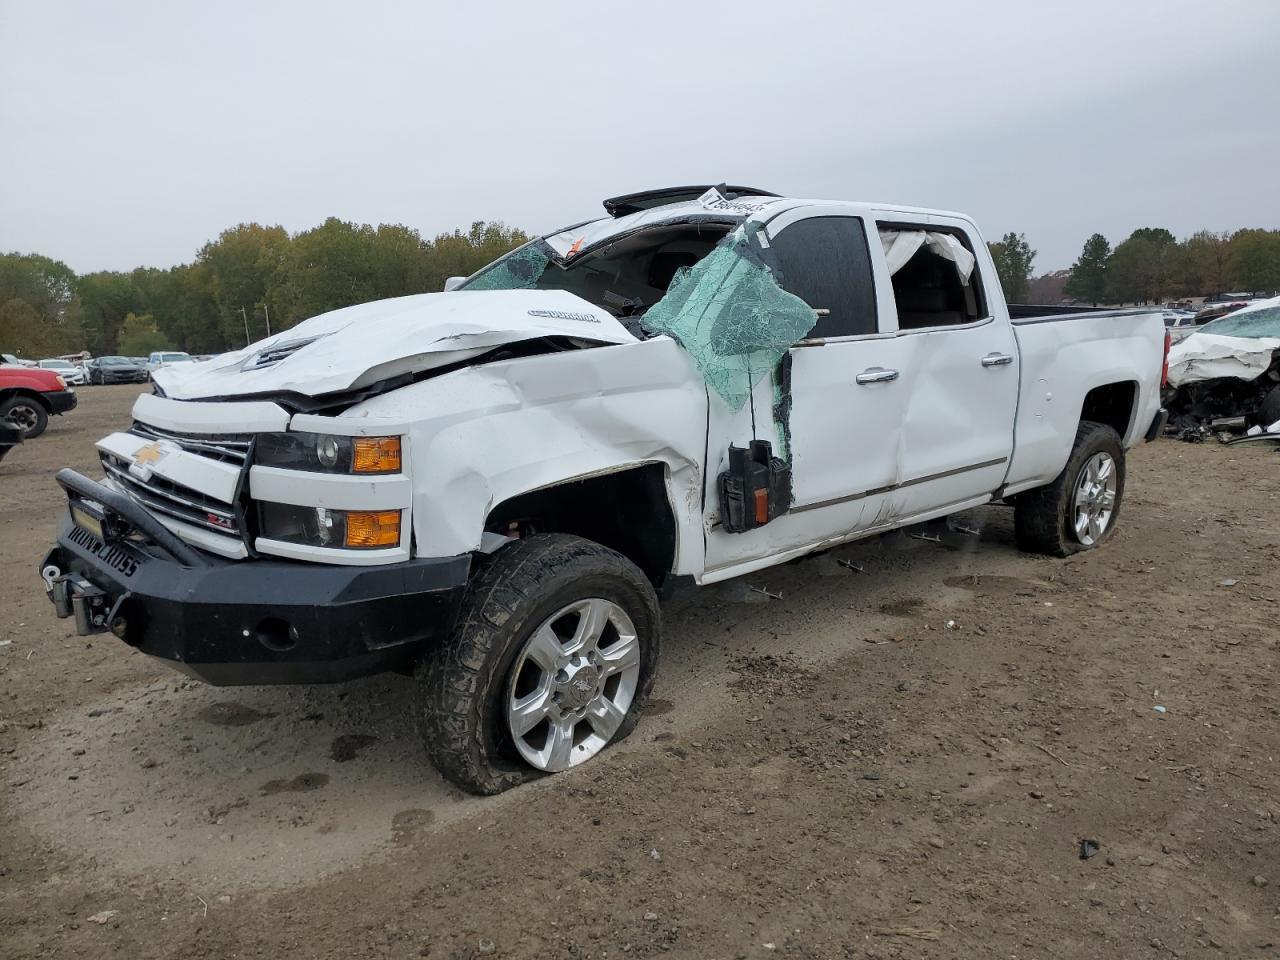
[
  {"left": 100, "top": 452, "right": 240, "bottom": 536},
  {"left": 129, "top": 423, "right": 252, "bottom": 466}
]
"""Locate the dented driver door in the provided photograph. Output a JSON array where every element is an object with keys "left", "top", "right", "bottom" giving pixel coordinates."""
[{"left": 700, "top": 212, "right": 908, "bottom": 580}]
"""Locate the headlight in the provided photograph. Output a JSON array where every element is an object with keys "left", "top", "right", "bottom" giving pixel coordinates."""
[
  {"left": 259, "top": 503, "right": 402, "bottom": 549},
  {"left": 255, "top": 432, "right": 402, "bottom": 474},
  {"left": 55, "top": 375, "right": 66, "bottom": 388}
]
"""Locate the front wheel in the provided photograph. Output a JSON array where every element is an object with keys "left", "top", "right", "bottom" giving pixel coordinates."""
[
  {"left": 1014, "top": 421, "right": 1125, "bottom": 557},
  {"left": 418, "top": 534, "right": 661, "bottom": 795},
  {"left": 0, "top": 396, "right": 49, "bottom": 439}
]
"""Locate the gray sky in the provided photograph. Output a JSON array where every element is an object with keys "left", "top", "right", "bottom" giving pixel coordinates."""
[{"left": 3, "top": 0, "right": 1278, "bottom": 274}]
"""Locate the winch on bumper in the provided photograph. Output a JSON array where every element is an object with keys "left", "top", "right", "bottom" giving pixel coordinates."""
[{"left": 40, "top": 469, "right": 470, "bottom": 685}]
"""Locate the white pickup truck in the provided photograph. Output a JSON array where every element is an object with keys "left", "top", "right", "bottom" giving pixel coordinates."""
[{"left": 40, "top": 186, "right": 1167, "bottom": 793}]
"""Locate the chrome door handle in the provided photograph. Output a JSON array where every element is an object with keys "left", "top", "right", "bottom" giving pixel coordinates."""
[
  {"left": 855, "top": 367, "right": 899, "bottom": 384},
  {"left": 981, "top": 353, "right": 1014, "bottom": 367}
]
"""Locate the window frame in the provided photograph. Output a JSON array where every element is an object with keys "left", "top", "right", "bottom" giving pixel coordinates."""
[
  {"left": 762, "top": 211, "right": 882, "bottom": 344},
  {"left": 875, "top": 219, "right": 992, "bottom": 335}
]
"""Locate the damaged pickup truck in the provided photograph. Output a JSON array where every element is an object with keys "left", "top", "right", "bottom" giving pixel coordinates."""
[{"left": 39, "top": 185, "right": 1167, "bottom": 793}]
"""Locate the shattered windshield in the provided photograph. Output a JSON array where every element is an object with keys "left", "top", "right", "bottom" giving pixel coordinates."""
[
  {"left": 1196, "top": 305, "right": 1280, "bottom": 339},
  {"left": 459, "top": 212, "right": 821, "bottom": 412},
  {"left": 459, "top": 223, "right": 735, "bottom": 320}
]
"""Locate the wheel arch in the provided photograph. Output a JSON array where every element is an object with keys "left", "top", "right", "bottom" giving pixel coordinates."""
[
  {"left": 483, "top": 462, "right": 681, "bottom": 588},
  {"left": 0, "top": 388, "right": 53, "bottom": 412},
  {"left": 1079, "top": 380, "right": 1138, "bottom": 443}
]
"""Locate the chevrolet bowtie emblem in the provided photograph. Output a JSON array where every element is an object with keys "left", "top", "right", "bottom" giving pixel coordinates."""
[{"left": 132, "top": 441, "right": 167, "bottom": 466}]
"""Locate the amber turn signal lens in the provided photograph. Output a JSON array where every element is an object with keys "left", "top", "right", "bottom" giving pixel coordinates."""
[
  {"left": 344, "top": 510, "right": 401, "bottom": 548},
  {"left": 352, "top": 436, "right": 401, "bottom": 473}
]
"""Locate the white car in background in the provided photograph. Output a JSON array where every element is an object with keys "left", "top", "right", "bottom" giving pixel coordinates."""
[
  {"left": 1163, "top": 309, "right": 1198, "bottom": 343},
  {"left": 37, "top": 359, "right": 86, "bottom": 385},
  {"left": 147, "top": 351, "right": 193, "bottom": 375}
]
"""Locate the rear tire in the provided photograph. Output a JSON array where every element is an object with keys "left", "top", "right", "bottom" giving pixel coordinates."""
[
  {"left": 1014, "top": 421, "right": 1125, "bottom": 557},
  {"left": 1, "top": 396, "right": 49, "bottom": 439},
  {"left": 417, "top": 534, "right": 661, "bottom": 795}
]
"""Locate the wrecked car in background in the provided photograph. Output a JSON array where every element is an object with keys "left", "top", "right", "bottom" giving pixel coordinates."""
[
  {"left": 1165, "top": 296, "right": 1280, "bottom": 441},
  {"left": 37, "top": 185, "right": 1167, "bottom": 794}
]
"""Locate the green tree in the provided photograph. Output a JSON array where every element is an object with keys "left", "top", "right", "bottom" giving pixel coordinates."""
[
  {"left": 1129, "top": 227, "right": 1176, "bottom": 248},
  {"left": 1182, "top": 230, "right": 1231, "bottom": 295},
  {"left": 1226, "top": 229, "right": 1280, "bottom": 292},
  {"left": 197, "top": 223, "right": 289, "bottom": 346},
  {"left": 77, "top": 271, "right": 136, "bottom": 354},
  {"left": 0, "top": 253, "right": 83, "bottom": 353},
  {"left": 988, "top": 232, "right": 1036, "bottom": 303},
  {"left": 1063, "top": 233, "right": 1111, "bottom": 305},
  {"left": 116, "top": 312, "right": 171, "bottom": 356}
]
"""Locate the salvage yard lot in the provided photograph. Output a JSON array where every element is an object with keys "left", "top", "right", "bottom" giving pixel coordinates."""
[{"left": 1, "top": 384, "right": 1278, "bottom": 959}]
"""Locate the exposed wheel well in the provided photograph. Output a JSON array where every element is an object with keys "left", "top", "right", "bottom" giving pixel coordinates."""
[
  {"left": 1080, "top": 381, "right": 1137, "bottom": 440},
  {"left": 0, "top": 389, "right": 52, "bottom": 412},
  {"left": 484, "top": 463, "right": 678, "bottom": 587}
]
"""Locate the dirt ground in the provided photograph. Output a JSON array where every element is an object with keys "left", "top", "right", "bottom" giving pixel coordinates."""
[{"left": 1, "top": 384, "right": 1278, "bottom": 959}]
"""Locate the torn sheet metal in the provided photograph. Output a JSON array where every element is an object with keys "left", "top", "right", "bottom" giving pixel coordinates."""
[
  {"left": 152, "top": 290, "right": 636, "bottom": 401},
  {"left": 1166, "top": 333, "right": 1280, "bottom": 387},
  {"left": 344, "top": 336, "right": 709, "bottom": 574},
  {"left": 640, "top": 224, "right": 816, "bottom": 411},
  {"left": 879, "top": 229, "right": 976, "bottom": 283}
]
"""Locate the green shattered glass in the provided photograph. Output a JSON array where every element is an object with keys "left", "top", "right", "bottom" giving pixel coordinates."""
[
  {"left": 463, "top": 243, "right": 552, "bottom": 290},
  {"left": 642, "top": 228, "right": 816, "bottom": 410}
]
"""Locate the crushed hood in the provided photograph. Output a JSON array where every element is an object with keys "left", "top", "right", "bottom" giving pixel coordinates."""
[
  {"left": 153, "top": 290, "right": 636, "bottom": 401},
  {"left": 1166, "top": 333, "right": 1280, "bottom": 387}
]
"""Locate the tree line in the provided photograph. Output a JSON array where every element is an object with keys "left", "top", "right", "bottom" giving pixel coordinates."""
[
  {"left": 989, "top": 227, "right": 1280, "bottom": 306},
  {"left": 0, "top": 218, "right": 529, "bottom": 358},
  {"left": 6, "top": 216, "right": 1280, "bottom": 360}
]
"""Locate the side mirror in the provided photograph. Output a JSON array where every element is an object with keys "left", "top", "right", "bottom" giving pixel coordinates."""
[{"left": 443, "top": 276, "right": 466, "bottom": 292}]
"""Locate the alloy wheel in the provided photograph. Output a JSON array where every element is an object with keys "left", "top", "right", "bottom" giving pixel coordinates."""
[{"left": 505, "top": 598, "right": 641, "bottom": 772}]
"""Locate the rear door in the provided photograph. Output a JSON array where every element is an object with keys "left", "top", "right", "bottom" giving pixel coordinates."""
[{"left": 875, "top": 219, "right": 1018, "bottom": 517}]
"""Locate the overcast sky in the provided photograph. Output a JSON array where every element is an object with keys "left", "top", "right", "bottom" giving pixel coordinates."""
[{"left": 2, "top": 0, "right": 1278, "bottom": 274}]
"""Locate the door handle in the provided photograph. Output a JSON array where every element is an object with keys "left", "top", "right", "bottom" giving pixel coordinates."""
[
  {"left": 981, "top": 353, "right": 1014, "bottom": 367},
  {"left": 855, "top": 367, "right": 899, "bottom": 385}
]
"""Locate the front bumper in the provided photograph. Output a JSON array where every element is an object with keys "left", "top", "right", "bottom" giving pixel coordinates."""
[
  {"left": 43, "top": 389, "right": 78, "bottom": 415},
  {"left": 40, "top": 472, "right": 470, "bottom": 685},
  {"left": 100, "top": 371, "right": 148, "bottom": 383}
]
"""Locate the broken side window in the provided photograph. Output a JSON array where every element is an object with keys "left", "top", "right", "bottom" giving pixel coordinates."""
[
  {"left": 879, "top": 226, "right": 985, "bottom": 330},
  {"left": 462, "top": 243, "right": 554, "bottom": 291},
  {"left": 640, "top": 224, "right": 816, "bottom": 411}
]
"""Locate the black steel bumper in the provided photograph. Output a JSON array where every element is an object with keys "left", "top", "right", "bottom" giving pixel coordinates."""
[
  {"left": 40, "top": 470, "right": 470, "bottom": 685},
  {"left": 43, "top": 389, "right": 78, "bottom": 415}
]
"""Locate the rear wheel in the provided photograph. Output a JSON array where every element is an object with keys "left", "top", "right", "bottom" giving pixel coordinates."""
[
  {"left": 0, "top": 396, "right": 48, "bottom": 439},
  {"left": 418, "top": 534, "right": 661, "bottom": 795},
  {"left": 1014, "top": 421, "right": 1125, "bottom": 557}
]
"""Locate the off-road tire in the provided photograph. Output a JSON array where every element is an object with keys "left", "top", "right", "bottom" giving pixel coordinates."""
[
  {"left": 0, "top": 396, "right": 49, "bottom": 439},
  {"left": 1014, "top": 420, "right": 1125, "bottom": 557},
  {"left": 417, "top": 534, "right": 661, "bottom": 795}
]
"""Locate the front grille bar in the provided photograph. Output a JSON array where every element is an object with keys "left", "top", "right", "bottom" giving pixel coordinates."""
[{"left": 129, "top": 423, "right": 251, "bottom": 464}]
